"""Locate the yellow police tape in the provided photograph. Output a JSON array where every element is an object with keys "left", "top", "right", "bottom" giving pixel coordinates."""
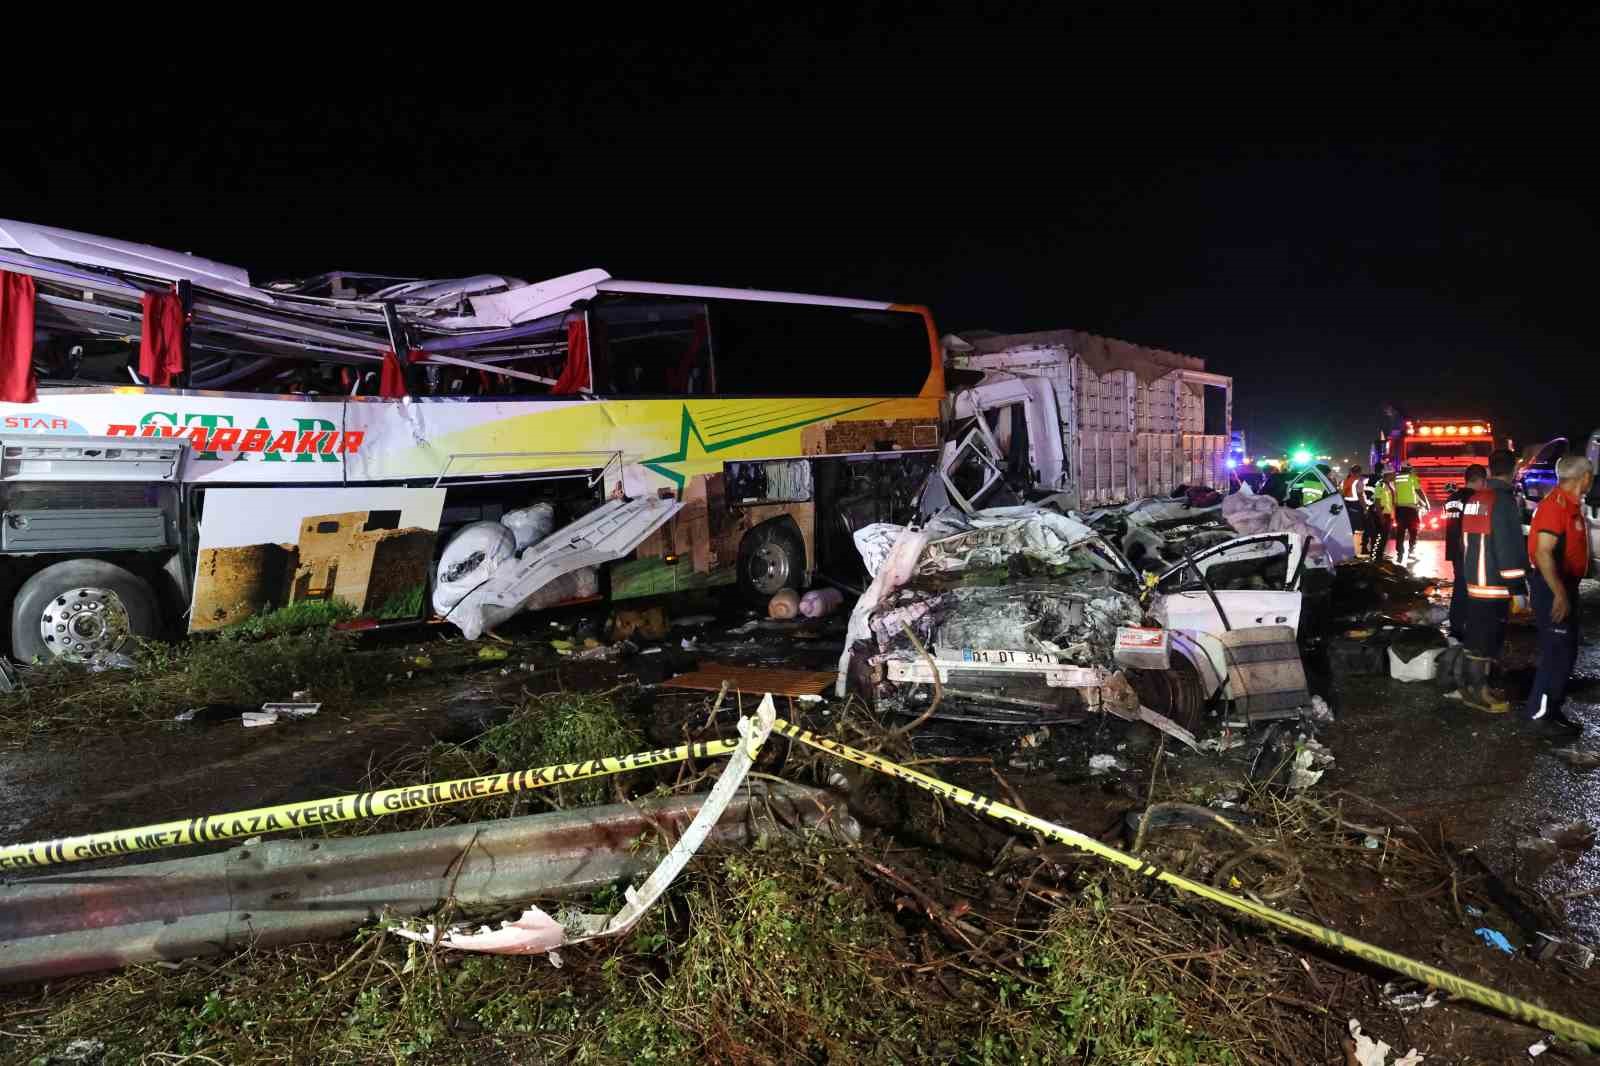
[
  {"left": 767, "top": 718, "right": 1600, "bottom": 1050},
  {"left": 3, "top": 710, "right": 1595, "bottom": 1048},
  {"left": 0, "top": 737, "right": 741, "bottom": 872}
]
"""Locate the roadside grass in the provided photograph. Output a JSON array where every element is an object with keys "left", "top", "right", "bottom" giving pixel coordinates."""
[
  {"left": 220, "top": 597, "right": 360, "bottom": 638},
  {"left": 0, "top": 632, "right": 403, "bottom": 742},
  {"left": 2, "top": 840, "right": 1249, "bottom": 1066},
  {"left": 374, "top": 582, "right": 427, "bottom": 620},
  {"left": 332, "top": 690, "right": 654, "bottom": 836}
]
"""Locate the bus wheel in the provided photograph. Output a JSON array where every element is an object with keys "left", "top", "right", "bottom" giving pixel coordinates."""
[
  {"left": 737, "top": 521, "right": 804, "bottom": 605},
  {"left": 12, "top": 560, "right": 161, "bottom": 664}
]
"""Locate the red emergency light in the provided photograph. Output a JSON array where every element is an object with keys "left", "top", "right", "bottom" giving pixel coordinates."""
[{"left": 1414, "top": 422, "right": 1491, "bottom": 437}]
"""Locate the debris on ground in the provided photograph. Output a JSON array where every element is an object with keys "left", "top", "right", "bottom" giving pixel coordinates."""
[
  {"left": 798, "top": 587, "right": 844, "bottom": 618},
  {"left": 1346, "top": 1019, "right": 1425, "bottom": 1065},
  {"left": 768, "top": 588, "right": 801, "bottom": 619},
  {"left": 1552, "top": 746, "right": 1600, "bottom": 770},
  {"left": 395, "top": 696, "right": 776, "bottom": 958},
  {"left": 1476, "top": 927, "right": 1516, "bottom": 954},
  {"left": 1089, "top": 752, "right": 1129, "bottom": 774},
  {"left": 662, "top": 666, "right": 836, "bottom": 697}
]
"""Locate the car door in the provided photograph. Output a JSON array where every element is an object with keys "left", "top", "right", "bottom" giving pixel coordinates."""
[
  {"left": 1289, "top": 467, "right": 1355, "bottom": 563},
  {"left": 934, "top": 376, "right": 1063, "bottom": 512},
  {"left": 1148, "top": 533, "right": 1306, "bottom": 636}
]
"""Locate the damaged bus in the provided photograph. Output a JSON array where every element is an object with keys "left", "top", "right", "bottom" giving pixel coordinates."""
[{"left": 0, "top": 219, "right": 941, "bottom": 661}]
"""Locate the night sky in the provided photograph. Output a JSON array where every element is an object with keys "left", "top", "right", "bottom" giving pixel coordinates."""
[{"left": 3, "top": 4, "right": 1594, "bottom": 461}]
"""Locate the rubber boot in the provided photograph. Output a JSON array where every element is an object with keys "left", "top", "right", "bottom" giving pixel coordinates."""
[{"left": 1460, "top": 655, "right": 1509, "bottom": 714}]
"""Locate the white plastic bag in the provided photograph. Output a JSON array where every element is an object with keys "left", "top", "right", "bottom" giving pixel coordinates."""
[
  {"left": 501, "top": 503, "right": 556, "bottom": 552},
  {"left": 432, "top": 521, "right": 516, "bottom": 615}
]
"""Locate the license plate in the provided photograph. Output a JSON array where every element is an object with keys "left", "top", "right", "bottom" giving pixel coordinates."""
[{"left": 959, "top": 648, "right": 1058, "bottom": 665}]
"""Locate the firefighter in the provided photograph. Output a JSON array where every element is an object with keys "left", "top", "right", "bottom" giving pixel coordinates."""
[
  {"left": 1522, "top": 455, "right": 1595, "bottom": 734},
  {"left": 1444, "top": 465, "right": 1486, "bottom": 640},
  {"left": 1371, "top": 470, "right": 1398, "bottom": 563},
  {"left": 1341, "top": 464, "right": 1367, "bottom": 553},
  {"left": 1392, "top": 463, "right": 1426, "bottom": 561},
  {"left": 1457, "top": 449, "right": 1529, "bottom": 713}
]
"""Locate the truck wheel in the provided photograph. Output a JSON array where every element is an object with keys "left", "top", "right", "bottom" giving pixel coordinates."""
[
  {"left": 737, "top": 521, "right": 804, "bottom": 605},
  {"left": 11, "top": 560, "right": 161, "bottom": 664}
]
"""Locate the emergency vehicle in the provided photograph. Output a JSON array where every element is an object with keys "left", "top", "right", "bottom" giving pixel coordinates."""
[{"left": 1375, "top": 418, "right": 1495, "bottom": 518}]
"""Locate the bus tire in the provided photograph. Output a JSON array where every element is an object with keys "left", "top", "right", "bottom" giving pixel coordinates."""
[
  {"left": 737, "top": 521, "right": 804, "bottom": 606},
  {"left": 11, "top": 559, "right": 161, "bottom": 664}
]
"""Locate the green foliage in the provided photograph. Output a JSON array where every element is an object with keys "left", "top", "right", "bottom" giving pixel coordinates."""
[
  {"left": 477, "top": 691, "right": 646, "bottom": 807},
  {"left": 8, "top": 845, "right": 1245, "bottom": 1066},
  {"left": 221, "top": 597, "right": 359, "bottom": 639},
  {"left": 374, "top": 582, "right": 427, "bottom": 620}
]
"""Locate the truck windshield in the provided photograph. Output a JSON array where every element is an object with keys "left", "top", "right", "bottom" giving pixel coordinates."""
[{"left": 1405, "top": 441, "right": 1492, "bottom": 459}]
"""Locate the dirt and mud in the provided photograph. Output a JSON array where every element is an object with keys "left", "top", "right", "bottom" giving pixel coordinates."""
[{"left": 2, "top": 542, "right": 1599, "bottom": 1064}]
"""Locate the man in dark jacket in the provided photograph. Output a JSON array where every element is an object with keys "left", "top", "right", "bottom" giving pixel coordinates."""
[
  {"left": 1445, "top": 465, "right": 1487, "bottom": 641},
  {"left": 1457, "top": 450, "right": 1529, "bottom": 712}
]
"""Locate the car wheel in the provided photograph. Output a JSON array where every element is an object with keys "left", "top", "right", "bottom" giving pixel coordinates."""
[
  {"left": 11, "top": 559, "right": 161, "bottom": 663},
  {"left": 737, "top": 521, "right": 804, "bottom": 605}
]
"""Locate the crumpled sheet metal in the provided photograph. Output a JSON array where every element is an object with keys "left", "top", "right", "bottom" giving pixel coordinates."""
[
  {"left": 393, "top": 695, "right": 778, "bottom": 956},
  {"left": 918, "top": 506, "right": 1101, "bottom": 574},
  {"left": 838, "top": 525, "right": 929, "bottom": 697}
]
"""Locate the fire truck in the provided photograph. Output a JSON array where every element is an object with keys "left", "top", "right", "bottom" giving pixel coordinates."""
[{"left": 1373, "top": 418, "right": 1495, "bottom": 530}]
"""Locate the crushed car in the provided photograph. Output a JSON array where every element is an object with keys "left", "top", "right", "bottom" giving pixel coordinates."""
[{"left": 839, "top": 488, "right": 1335, "bottom": 737}]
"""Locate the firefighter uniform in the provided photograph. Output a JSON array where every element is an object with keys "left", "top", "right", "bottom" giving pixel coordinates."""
[
  {"left": 1458, "top": 477, "right": 1528, "bottom": 712},
  {"left": 1523, "top": 485, "right": 1590, "bottom": 726},
  {"left": 1392, "top": 467, "right": 1424, "bottom": 559},
  {"left": 1443, "top": 483, "right": 1474, "bottom": 639}
]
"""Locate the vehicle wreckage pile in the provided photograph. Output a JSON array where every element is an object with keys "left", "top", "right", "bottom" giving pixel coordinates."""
[{"left": 840, "top": 482, "right": 1330, "bottom": 742}]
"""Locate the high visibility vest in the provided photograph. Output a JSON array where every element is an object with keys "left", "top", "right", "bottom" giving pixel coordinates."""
[
  {"left": 1373, "top": 483, "right": 1397, "bottom": 517},
  {"left": 1394, "top": 472, "right": 1422, "bottom": 507},
  {"left": 1341, "top": 474, "right": 1363, "bottom": 501}
]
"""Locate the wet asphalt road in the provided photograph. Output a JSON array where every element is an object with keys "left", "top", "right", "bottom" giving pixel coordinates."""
[{"left": 1335, "top": 533, "right": 1600, "bottom": 944}]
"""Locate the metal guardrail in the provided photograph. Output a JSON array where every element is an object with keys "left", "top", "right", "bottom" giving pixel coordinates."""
[{"left": 0, "top": 782, "right": 854, "bottom": 985}]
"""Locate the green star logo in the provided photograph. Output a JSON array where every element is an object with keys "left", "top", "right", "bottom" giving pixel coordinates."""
[{"left": 641, "top": 402, "right": 882, "bottom": 491}]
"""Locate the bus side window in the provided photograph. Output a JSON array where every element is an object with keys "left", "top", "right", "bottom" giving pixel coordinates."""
[{"left": 591, "top": 301, "right": 712, "bottom": 396}]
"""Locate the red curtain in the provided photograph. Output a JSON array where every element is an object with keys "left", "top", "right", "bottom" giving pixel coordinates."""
[
  {"left": 379, "top": 349, "right": 409, "bottom": 398},
  {"left": 551, "top": 316, "right": 590, "bottom": 394},
  {"left": 139, "top": 289, "right": 186, "bottom": 387},
  {"left": 0, "top": 271, "right": 37, "bottom": 403}
]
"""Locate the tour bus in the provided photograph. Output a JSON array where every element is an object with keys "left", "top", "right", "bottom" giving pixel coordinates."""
[{"left": 0, "top": 220, "right": 942, "bottom": 661}]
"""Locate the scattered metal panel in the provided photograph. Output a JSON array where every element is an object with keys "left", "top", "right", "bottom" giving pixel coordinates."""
[
  {"left": 1, "top": 508, "right": 169, "bottom": 551},
  {"left": 449, "top": 494, "right": 682, "bottom": 639},
  {"left": 1, "top": 436, "right": 184, "bottom": 482},
  {"left": 663, "top": 666, "right": 837, "bottom": 697},
  {"left": 0, "top": 782, "right": 853, "bottom": 985},
  {"left": 1216, "top": 625, "right": 1310, "bottom": 715}
]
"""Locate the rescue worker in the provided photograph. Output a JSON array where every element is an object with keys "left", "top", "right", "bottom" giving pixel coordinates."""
[
  {"left": 1457, "top": 449, "right": 1529, "bottom": 713},
  {"left": 1363, "top": 467, "right": 1384, "bottom": 559},
  {"left": 1392, "top": 463, "right": 1426, "bottom": 561},
  {"left": 1522, "top": 455, "right": 1595, "bottom": 735},
  {"left": 1341, "top": 465, "right": 1367, "bottom": 553},
  {"left": 1444, "top": 465, "right": 1486, "bottom": 641},
  {"left": 1370, "top": 470, "right": 1398, "bottom": 563}
]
